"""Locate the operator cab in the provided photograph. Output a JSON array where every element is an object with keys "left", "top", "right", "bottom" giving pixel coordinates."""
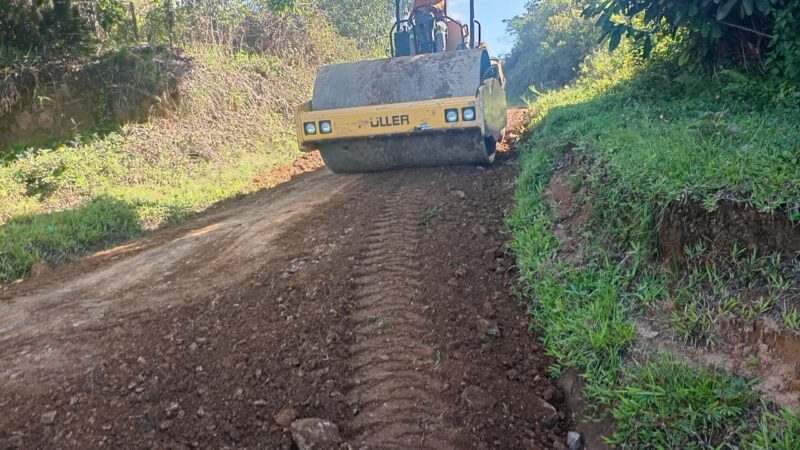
[{"left": 391, "top": 0, "right": 482, "bottom": 57}]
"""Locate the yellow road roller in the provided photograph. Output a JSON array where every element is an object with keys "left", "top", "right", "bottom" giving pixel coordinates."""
[{"left": 294, "top": 0, "right": 507, "bottom": 173}]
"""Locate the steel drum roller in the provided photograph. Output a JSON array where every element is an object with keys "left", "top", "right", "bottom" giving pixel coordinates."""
[{"left": 310, "top": 50, "right": 496, "bottom": 173}]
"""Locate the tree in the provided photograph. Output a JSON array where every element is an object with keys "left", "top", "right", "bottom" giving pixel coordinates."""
[
  {"left": 0, "top": 0, "right": 129, "bottom": 57},
  {"left": 582, "top": 0, "right": 799, "bottom": 77},
  {"left": 504, "top": 0, "right": 598, "bottom": 98},
  {"left": 316, "top": 0, "right": 395, "bottom": 52}
]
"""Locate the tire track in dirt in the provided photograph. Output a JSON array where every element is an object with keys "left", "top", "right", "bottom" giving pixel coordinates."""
[
  {"left": 346, "top": 180, "right": 456, "bottom": 450},
  {"left": 0, "top": 171, "right": 357, "bottom": 385}
]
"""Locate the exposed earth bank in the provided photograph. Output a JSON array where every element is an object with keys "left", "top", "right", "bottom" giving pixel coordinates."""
[{"left": 0, "top": 111, "right": 576, "bottom": 449}]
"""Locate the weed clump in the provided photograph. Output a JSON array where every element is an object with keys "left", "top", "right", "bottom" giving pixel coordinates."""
[{"left": 596, "top": 355, "right": 757, "bottom": 449}]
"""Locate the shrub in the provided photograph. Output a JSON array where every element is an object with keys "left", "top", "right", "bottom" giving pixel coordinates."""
[
  {"left": 582, "top": 0, "right": 800, "bottom": 79},
  {"left": 504, "top": 0, "right": 598, "bottom": 98},
  {"left": 0, "top": 0, "right": 129, "bottom": 58},
  {"left": 767, "top": 0, "right": 800, "bottom": 81}
]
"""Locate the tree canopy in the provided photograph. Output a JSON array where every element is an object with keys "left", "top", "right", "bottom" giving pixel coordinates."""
[
  {"left": 504, "top": 0, "right": 598, "bottom": 97},
  {"left": 583, "top": 0, "right": 800, "bottom": 79},
  {"left": 1, "top": 0, "right": 395, "bottom": 60}
]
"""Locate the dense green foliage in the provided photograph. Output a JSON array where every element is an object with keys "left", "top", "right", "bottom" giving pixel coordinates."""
[
  {"left": 767, "top": 0, "right": 800, "bottom": 80},
  {"left": 0, "top": 0, "right": 373, "bottom": 283},
  {"left": 0, "top": 0, "right": 394, "bottom": 62},
  {"left": 583, "top": 0, "right": 800, "bottom": 79},
  {"left": 510, "top": 127, "right": 794, "bottom": 447},
  {"left": 530, "top": 61, "right": 799, "bottom": 246},
  {"left": 0, "top": 42, "right": 335, "bottom": 282},
  {"left": 505, "top": 0, "right": 800, "bottom": 444},
  {"left": 505, "top": 0, "right": 800, "bottom": 95},
  {"left": 1, "top": 0, "right": 90, "bottom": 56},
  {"left": 318, "top": 0, "right": 394, "bottom": 52},
  {"left": 503, "top": 0, "right": 597, "bottom": 98}
]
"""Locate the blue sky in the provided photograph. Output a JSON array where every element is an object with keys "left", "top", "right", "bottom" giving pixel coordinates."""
[{"left": 446, "top": 0, "right": 528, "bottom": 56}]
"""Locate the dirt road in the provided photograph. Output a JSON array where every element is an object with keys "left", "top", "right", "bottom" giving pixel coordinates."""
[{"left": 0, "top": 112, "right": 572, "bottom": 449}]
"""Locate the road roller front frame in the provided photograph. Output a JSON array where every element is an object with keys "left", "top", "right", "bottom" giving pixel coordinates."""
[
  {"left": 296, "top": 96, "right": 488, "bottom": 149},
  {"left": 293, "top": 48, "right": 507, "bottom": 173}
]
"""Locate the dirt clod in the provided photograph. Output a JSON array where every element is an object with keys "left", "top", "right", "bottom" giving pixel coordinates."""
[
  {"left": 524, "top": 439, "right": 543, "bottom": 450},
  {"left": 538, "top": 399, "right": 560, "bottom": 428},
  {"left": 274, "top": 408, "right": 298, "bottom": 427},
  {"left": 472, "top": 224, "right": 488, "bottom": 236},
  {"left": 478, "top": 318, "right": 502, "bottom": 338},
  {"left": 28, "top": 262, "right": 52, "bottom": 279},
  {"left": 553, "top": 441, "right": 569, "bottom": 450},
  {"left": 165, "top": 402, "right": 181, "bottom": 418},
  {"left": 543, "top": 385, "right": 562, "bottom": 402},
  {"left": 40, "top": 411, "right": 56, "bottom": 425},
  {"left": 461, "top": 386, "right": 497, "bottom": 410}
]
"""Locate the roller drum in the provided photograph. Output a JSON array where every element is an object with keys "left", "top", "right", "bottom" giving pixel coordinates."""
[
  {"left": 319, "top": 131, "right": 495, "bottom": 174},
  {"left": 312, "top": 49, "right": 491, "bottom": 109},
  {"left": 311, "top": 49, "right": 495, "bottom": 173}
]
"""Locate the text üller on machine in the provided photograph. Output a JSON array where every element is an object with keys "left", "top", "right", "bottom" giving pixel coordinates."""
[{"left": 294, "top": 0, "right": 508, "bottom": 173}]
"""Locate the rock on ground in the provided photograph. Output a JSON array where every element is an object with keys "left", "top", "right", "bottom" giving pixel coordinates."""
[
  {"left": 40, "top": 411, "right": 57, "bottom": 425},
  {"left": 567, "top": 431, "right": 583, "bottom": 450},
  {"left": 274, "top": 408, "right": 298, "bottom": 428},
  {"left": 537, "top": 398, "right": 560, "bottom": 428},
  {"left": 290, "top": 418, "right": 342, "bottom": 450}
]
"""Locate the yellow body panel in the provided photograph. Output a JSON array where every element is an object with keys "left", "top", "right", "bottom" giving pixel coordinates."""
[{"left": 295, "top": 97, "right": 481, "bottom": 150}]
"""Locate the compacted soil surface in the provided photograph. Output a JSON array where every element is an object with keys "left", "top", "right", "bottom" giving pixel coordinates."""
[{"left": 0, "top": 111, "right": 573, "bottom": 449}]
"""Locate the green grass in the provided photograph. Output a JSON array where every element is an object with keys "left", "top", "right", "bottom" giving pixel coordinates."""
[
  {"left": 511, "top": 55, "right": 800, "bottom": 446},
  {"left": 0, "top": 11, "right": 369, "bottom": 285},
  {"left": 0, "top": 197, "right": 141, "bottom": 280},
  {"left": 596, "top": 355, "right": 758, "bottom": 449},
  {"left": 744, "top": 407, "right": 800, "bottom": 449},
  {"left": 419, "top": 205, "right": 442, "bottom": 227},
  {"left": 0, "top": 138, "right": 300, "bottom": 283},
  {"left": 0, "top": 47, "right": 307, "bottom": 285},
  {"left": 536, "top": 66, "right": 799, "bottom": 234}
]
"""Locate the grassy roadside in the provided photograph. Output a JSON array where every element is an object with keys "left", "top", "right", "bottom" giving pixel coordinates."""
[
  {"left": 510, "top": 56, "right": 800, "bottom": 447},
  {"left": 0, "top": 38, "right": 359, "bottom": 284}
]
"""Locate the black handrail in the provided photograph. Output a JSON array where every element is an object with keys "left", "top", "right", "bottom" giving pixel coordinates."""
[
  {"left": 395, "top": 0, "right": 401, "bottom": 26},
  {"left": 473, "top": 19, "right": 482, "bottom": 46},
  {"left": 469, "top": 0, "right": 475, "bottom": 49}
]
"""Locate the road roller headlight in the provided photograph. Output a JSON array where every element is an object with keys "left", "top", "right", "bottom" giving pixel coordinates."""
[
  {"left": 445, "top": 109, "right": 459, "bottom": 123},
  {"left": 462, "top": 107, "right": 476, "bottom": 121},
  {"left": 319, "top": 120, "right": 333, "bottom": 134},
  {"left": 304, "top": 122, "right": 317, "bottom": 135}
]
